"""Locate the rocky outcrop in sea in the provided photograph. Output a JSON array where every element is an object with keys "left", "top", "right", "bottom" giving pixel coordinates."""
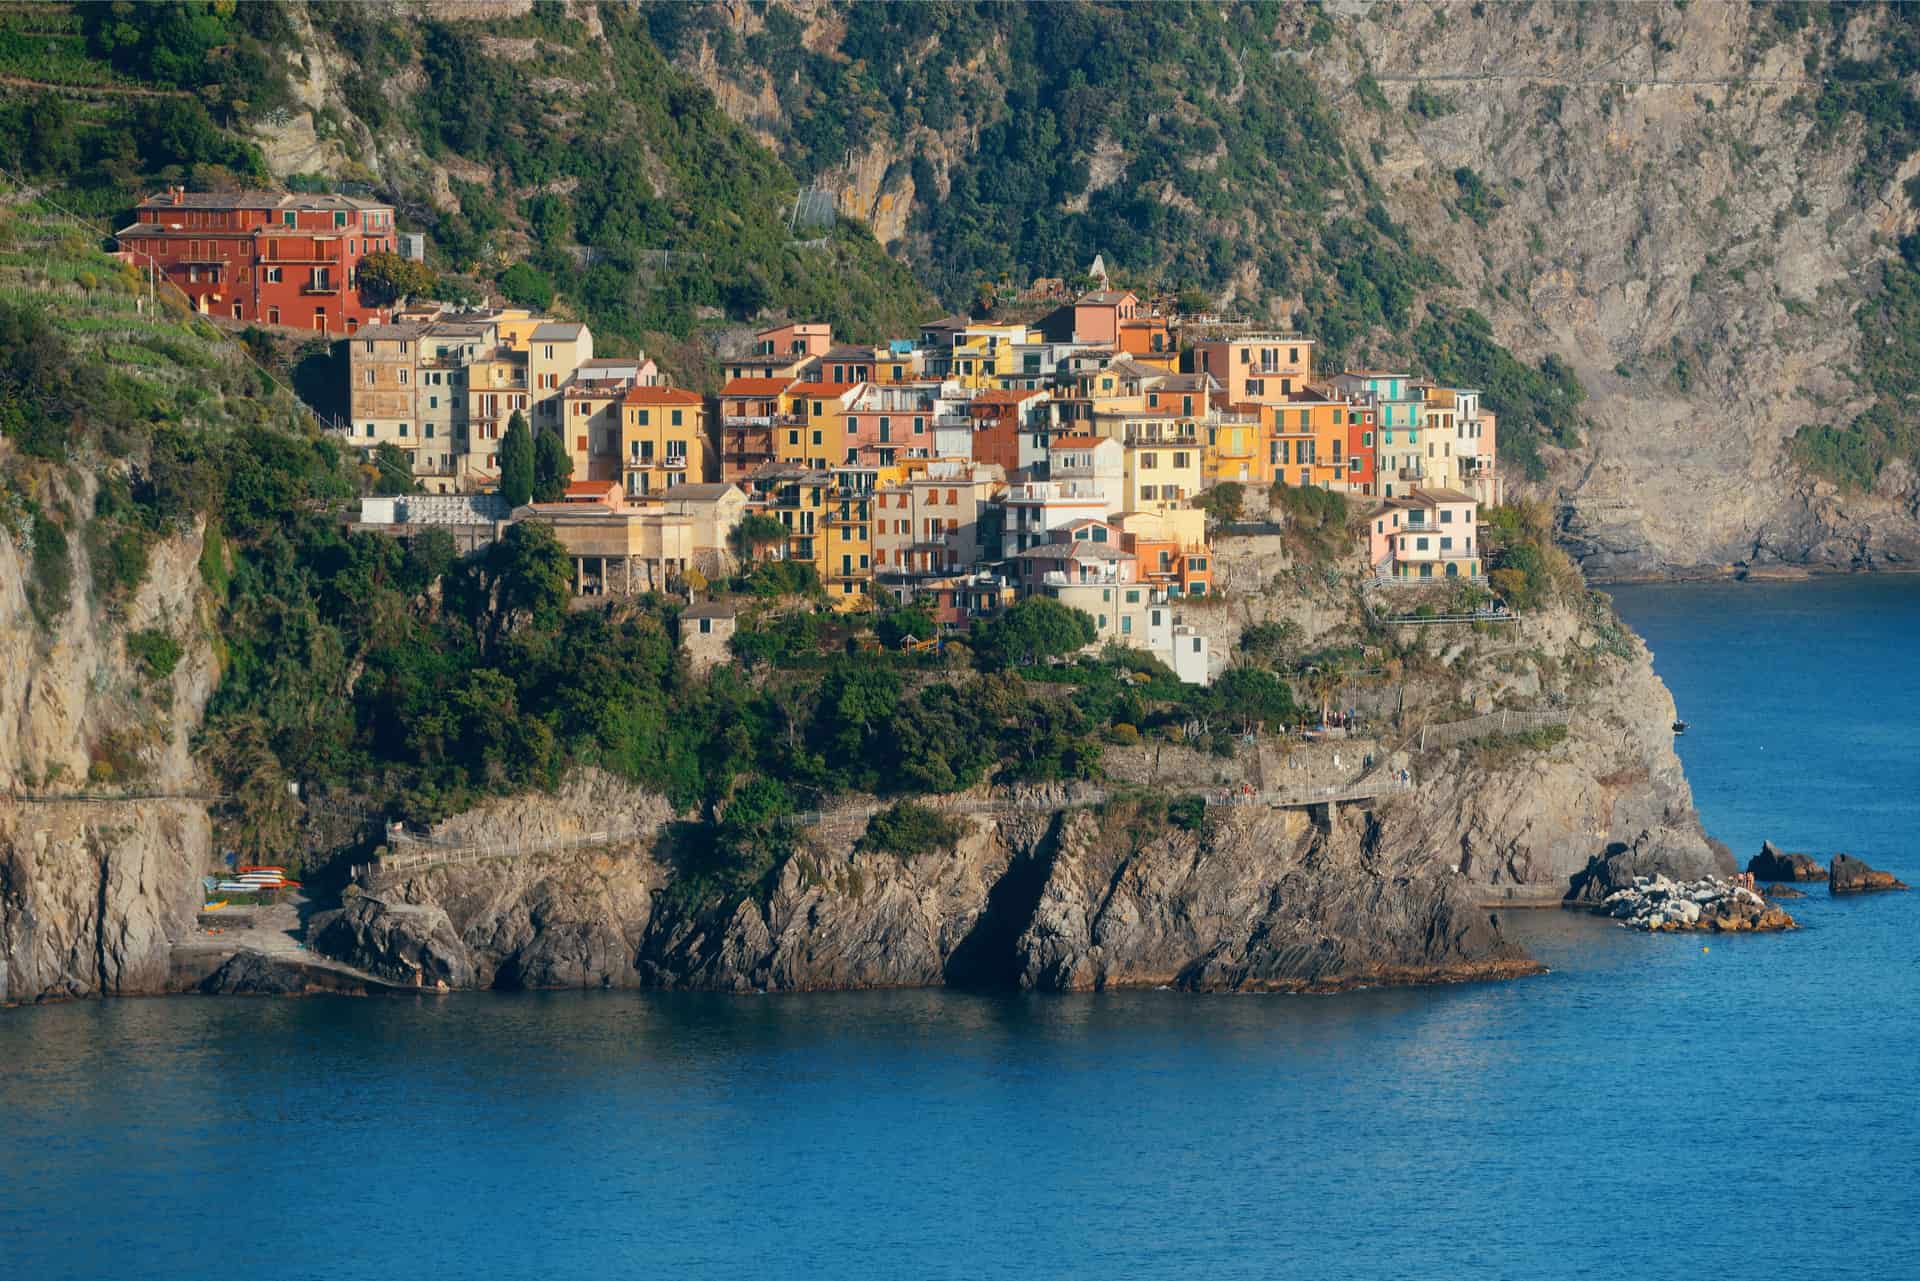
[
  {"left": 1749, "top": 841, "right": 1826, "bottom": 883},
  {"left": 1599, "top": 875, "right": 1797, "bottom": 932},
  {"left": 1829, "top": 854, "right": 1908, "bottom": 894}
]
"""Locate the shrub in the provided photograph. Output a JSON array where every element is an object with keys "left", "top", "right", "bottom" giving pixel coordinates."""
[
  {"left": 127, "top": 628, "right": 183, "bottom": 681},
  {"left": 1167, "top": 794, "right": 1208, "bottom": 831},
  {"left": 857, "top": 801, "right": 968, "bottom": 859}
]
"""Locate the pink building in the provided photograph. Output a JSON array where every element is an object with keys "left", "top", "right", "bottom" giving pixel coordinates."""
[{"left": 1366, "top": 488, "right": 1481, "bottom": 581}]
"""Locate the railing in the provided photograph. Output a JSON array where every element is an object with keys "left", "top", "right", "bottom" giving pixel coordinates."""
[
  {"left": 372, "top": 817, "right": 650, "bottom": 882},
  {"left": 663, "top": 456, "right": 687, "bottom": 469},
  {"left": 1418, "top": 708, "right": 1570, "bottom": 752},
  {"left": 724, "top": 414, "right": 774, "bottom": 427}
]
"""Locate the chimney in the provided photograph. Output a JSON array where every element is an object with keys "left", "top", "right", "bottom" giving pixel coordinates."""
[{"left": 171, "top": 186, "right": 184, "bottom": 204}]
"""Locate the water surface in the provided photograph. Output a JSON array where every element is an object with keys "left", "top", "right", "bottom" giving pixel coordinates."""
[{"left": 2, "top": 578, "right": 1915, "bottom": 1279}]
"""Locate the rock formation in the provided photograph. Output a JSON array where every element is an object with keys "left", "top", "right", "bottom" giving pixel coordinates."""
[
  {"left": 315, "top": 789, "right": 1540, "bottom": 995},
  {"left": 1598, "top": 874, "right": 1797, "bottom": 933},
  {"left": 1749, "top": 841, "right": 1827, "bottom": 883},
  {"left": 0, "top": 502, "right": 218, "bottom": 1005},
  {"left": 1829, "top": 854, "right": 1909, "bottom": 894}
]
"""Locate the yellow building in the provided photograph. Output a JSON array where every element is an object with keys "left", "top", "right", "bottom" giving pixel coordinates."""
[
  {"left": 777, "top": 382, "right": 862, "bottom": 470},
  {"left": 745, "top": 464, "right": 833, "bottom": 580},
  {"left": 620, "top": 386, "right": 711, "bottom": 500},
  {"left": 949, "top": 323, "right": 1034, "bottom": 388},
  {"left": 821, "top": 462, "right": 907, "bottom": 602},
  {"left": 460, "top": 348, "right": 529, "bottom": 490},
  {"left": 1204, "top": 406, "right": 1265, "bottom": 486}
]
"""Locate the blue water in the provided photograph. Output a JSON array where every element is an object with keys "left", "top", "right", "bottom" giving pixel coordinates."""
[{"left": 4, "top": 579, "right": 1918, "bottom": 1280}]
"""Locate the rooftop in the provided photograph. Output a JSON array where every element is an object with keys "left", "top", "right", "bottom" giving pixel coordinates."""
[
  {"left": 682, "top": 602, "right": 738, "bottom": 621},
  {"left": 720, "top": 376, "right": 799, "bottom": 396},
  {"left": 531, "top": 322, "right": 588, "bottom": 342},
  {"left": 624, "top": 386, "right": 705, "bottom": 406}
]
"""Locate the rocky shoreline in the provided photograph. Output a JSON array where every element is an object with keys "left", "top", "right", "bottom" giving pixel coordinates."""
[{"left": 1597, "top": 875, "right": 1797, "bottom": 933}]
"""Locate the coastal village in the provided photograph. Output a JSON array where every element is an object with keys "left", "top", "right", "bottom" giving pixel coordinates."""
[{"left": 113, "top": 187, "right": 1508, "bottom": 685}]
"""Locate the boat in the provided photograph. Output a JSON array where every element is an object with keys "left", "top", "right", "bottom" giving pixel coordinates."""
[
  {"left": 215, "top": 880, "right": 257, "bottom": 893},
  {"left": 201, "top": 900, "right": 227, "bottom": 911},
  {"left": 1672, "top": 720, "right": 1689, "bottom": 735},
  {"left": 236, "top": 865, "right": 285, "bottom": 874}
]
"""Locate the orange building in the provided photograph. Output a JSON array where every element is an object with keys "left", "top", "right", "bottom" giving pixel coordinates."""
[{"left": 1186, "top": 332, "right": 1315, "bottom": 405}]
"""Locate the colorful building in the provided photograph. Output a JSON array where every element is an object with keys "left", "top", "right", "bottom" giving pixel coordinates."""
[
  {"left": 1366, "top": 488, "right": 1481, "bottom": 580},
  {"left": 1185, "top": 331, "right": 1314, "bottom": 405},
  {"left": 620, "top": 386, "right": 711, "bottom": 499},
  {"left": 718, "top": 376, "right": 796, "bottom": 483},
  {"left": 117, "top": 188, "right": 396, "bottom": 333}
]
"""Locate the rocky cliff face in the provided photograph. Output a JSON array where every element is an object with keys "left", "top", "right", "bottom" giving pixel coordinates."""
[
  {"left": 0, "top": 479, "right": 218, "bottom": 1003},
  {"left": 315, "top": 781, "right": 1537, "bottom": 995},
  {"left": 1328, "top": 1, "right": 1920, "bottom": 576}
]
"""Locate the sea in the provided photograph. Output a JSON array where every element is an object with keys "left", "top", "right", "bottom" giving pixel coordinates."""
[{"left": 2, "top": 577, "right": 1917, "bottom": 1280}]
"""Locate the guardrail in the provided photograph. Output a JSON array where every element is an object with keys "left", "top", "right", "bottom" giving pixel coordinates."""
[{"left": 1418, "top": 708, "right": 1570, "bottom": 752}]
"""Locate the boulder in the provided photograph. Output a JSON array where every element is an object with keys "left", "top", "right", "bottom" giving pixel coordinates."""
[
  {"left": 308, "top": 896, "right": 478, "bottom": 987},
  {"left": 1829, "top": 854, "right": 1909, "bottom": 895},
  {"left": 198, "top": 950, "right": 309, "bottom": 996},
  {"left": 1567, "top": 829, "right": 1736, "bottom": 904},
  {"left": 1762, "top": 882, "right": 1807, "bottom": 899},
  {"left": 1749, "top": 841, "right": 1826, "bottom": 882}
]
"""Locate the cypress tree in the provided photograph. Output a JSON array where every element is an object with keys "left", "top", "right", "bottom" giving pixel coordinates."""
[
  {"left": 533, "top": 425, "right": 572, "bottom": 502},
  {"left": 499, "top": 410, "right": 534, "bottom": 506}
]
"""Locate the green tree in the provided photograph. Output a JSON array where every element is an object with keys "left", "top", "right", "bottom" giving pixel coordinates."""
[
  {"left": 499, "top": 262, "right": 556, "bottom": 310},
  {"left": 357, "top": 251, "right": 438, "bottom": 306},
  {"left": 498, "top": 410, "right": 534, "bottom": 506},
  {"left": 370, "top": 441, "right": 417, "bottom": 495},
  {"left": 489, "top": 520, "right": 572, "bottom": 631},
  {"left": 875, "top": 604, "right": 935, "bottom": 648},
  {"left": 732, "top": 512, "right": 789, "bottom": 564},
  {"left": 971, "top": 598, "right": 1096, "bottom": 671},
  {"left": 1193, "top": 481, "right": 1244, "bottom": 523},
  {"left": 533, "top": 426, "right": 572, "bottom": 502}
]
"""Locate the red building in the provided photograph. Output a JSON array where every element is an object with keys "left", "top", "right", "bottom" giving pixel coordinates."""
[
  {"left": 115, "top": 188, "right": 397, "bottom": 334},
  {"left": 967, "top": 388, "right": 1047, "bottom": 477},
  {"left": 1346, "top": 404, "right": 1378, "bottom": 496}
]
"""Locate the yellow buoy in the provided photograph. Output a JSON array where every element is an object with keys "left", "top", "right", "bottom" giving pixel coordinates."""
[{"left": 1701, "top": 946, "right": 1709, "bottom": 953}]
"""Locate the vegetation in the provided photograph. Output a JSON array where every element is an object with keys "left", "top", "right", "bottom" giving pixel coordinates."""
[
  {"left": 498, "top": 411, "right": 534, "bottom": 507},
  {"left": 356, "top": 252, "right": 437, "bottom": 307},
  {"left": 1481, "top": 502, "right": 1582, "bottom": 610},
  {"left": 1192, "top": 480, "right": 1245, "bottom": 523},
  {"left": 857, "top": 801, "right": 968, "bottom": 858},
  {"left": 1413, "top": 305, "right": 1585, "bottom": 480},
  {"left": 1791, "top": 233, "right": 1920, "bottom": 489},
  {"left": 533, "top": 426, "right": 572, "bottom": 503},
  {"left": 1269, "top": 481, "right": 1350, "bottom": 563}
]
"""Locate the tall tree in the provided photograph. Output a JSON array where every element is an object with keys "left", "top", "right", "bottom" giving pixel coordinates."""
[
  {"left": 533, "top": 425, "right": 572, "bottom": 503},
  {"left": 499, "top": 410, "right": 534, "bottom": 506}
]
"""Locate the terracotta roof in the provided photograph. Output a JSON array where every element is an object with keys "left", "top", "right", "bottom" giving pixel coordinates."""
[
  {"left": 623, "top": 386, "right": 705, "bottom": 405},
  {"left": 970, "top": 388, "right": 1044, "bottom": 405},
  {"left": 720, "top": 377, "right": 798, "bottom": 396},
  {"left": 1048, "top": 435, "right": 1106, "bottom": 449},
  {"left": 1076, "top": 290, "right": 1137, "bottom": 305},
  {"left": 565, "top": 480, "right": 620, "bottom": 497},
  {"left": 792, "top": 381, "right": 866, "bottom": 399}
]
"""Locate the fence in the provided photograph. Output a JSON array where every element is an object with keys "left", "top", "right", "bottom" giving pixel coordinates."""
[
  {"left": 1418, "top": 708, "right": 1571, "bottom": 752},
  {"left": 373, "top": 818, "right": 649, "bottom": 882}
]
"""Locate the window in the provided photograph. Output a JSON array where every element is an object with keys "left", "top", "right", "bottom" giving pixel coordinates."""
[
  {"left": 398, "top": 370, "right": 409, "bottom": 386},
  {"left": 1416, "top": 537, "right": 1430, "bottom": 551},
  {"left": 1362, "top": 431, "right": 1373, "bottom": 447},
  {"left": 1173, "top": 452, "right": 1189, "bottom": 468},
  {"left": 364, "top": 424, "right": 375, "bottom": 437},
  {"left": 671, "top": 409, "right": 683, "bottom": 427},
  {"left": 1141, "top": 452, "right": 1158, "bottom": 469},
  {"left": 636, "top": 410, "right": 650, "bottom": 427},
  {"left": 1440, "top": 509, "right": 1454, "bottom": 523},
  {"left": 425, "top": 424, "right": 435, "bottom": 439},
  {"left": 812, "top": 431, "right": 822, "bottom": 446},
  {"left": 698, "top": 618, "right": 713, "bottom": 635},
  {"left": 1441, "top": 537, "right": 1454, "bottom": 551},
  {"left": 399, "top": 424, "right": 409, "bottom": 438},
  {"left": 1121, "top": 616, "right": 1132, "bottom": 635}
]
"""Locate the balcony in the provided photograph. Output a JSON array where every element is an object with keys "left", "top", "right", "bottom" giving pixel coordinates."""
[
  {"left": 724, "top": 414, "right": 774, "bottom": 427},
  {"left": 1122, "top": 427, "right": 1200, "bottom": 447},
  {"left": 663, "top": 456, "right": 688, "bottom": 470},
  {"left": 1397, "top": 466, "right": 1426, "bottom": 482}
]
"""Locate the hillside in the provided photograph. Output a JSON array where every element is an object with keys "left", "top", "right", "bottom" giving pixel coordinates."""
[{"left": 659, "top": 0, "right": 1920, "bottom": 575}]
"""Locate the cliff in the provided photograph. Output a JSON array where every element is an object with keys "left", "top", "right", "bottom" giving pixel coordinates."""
[
  {"left": 0, "top": 470, "right": 219, "bottom": 1002},
  {"left": 312, "top": 774, "right": 1537, "bottom": 995}
]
